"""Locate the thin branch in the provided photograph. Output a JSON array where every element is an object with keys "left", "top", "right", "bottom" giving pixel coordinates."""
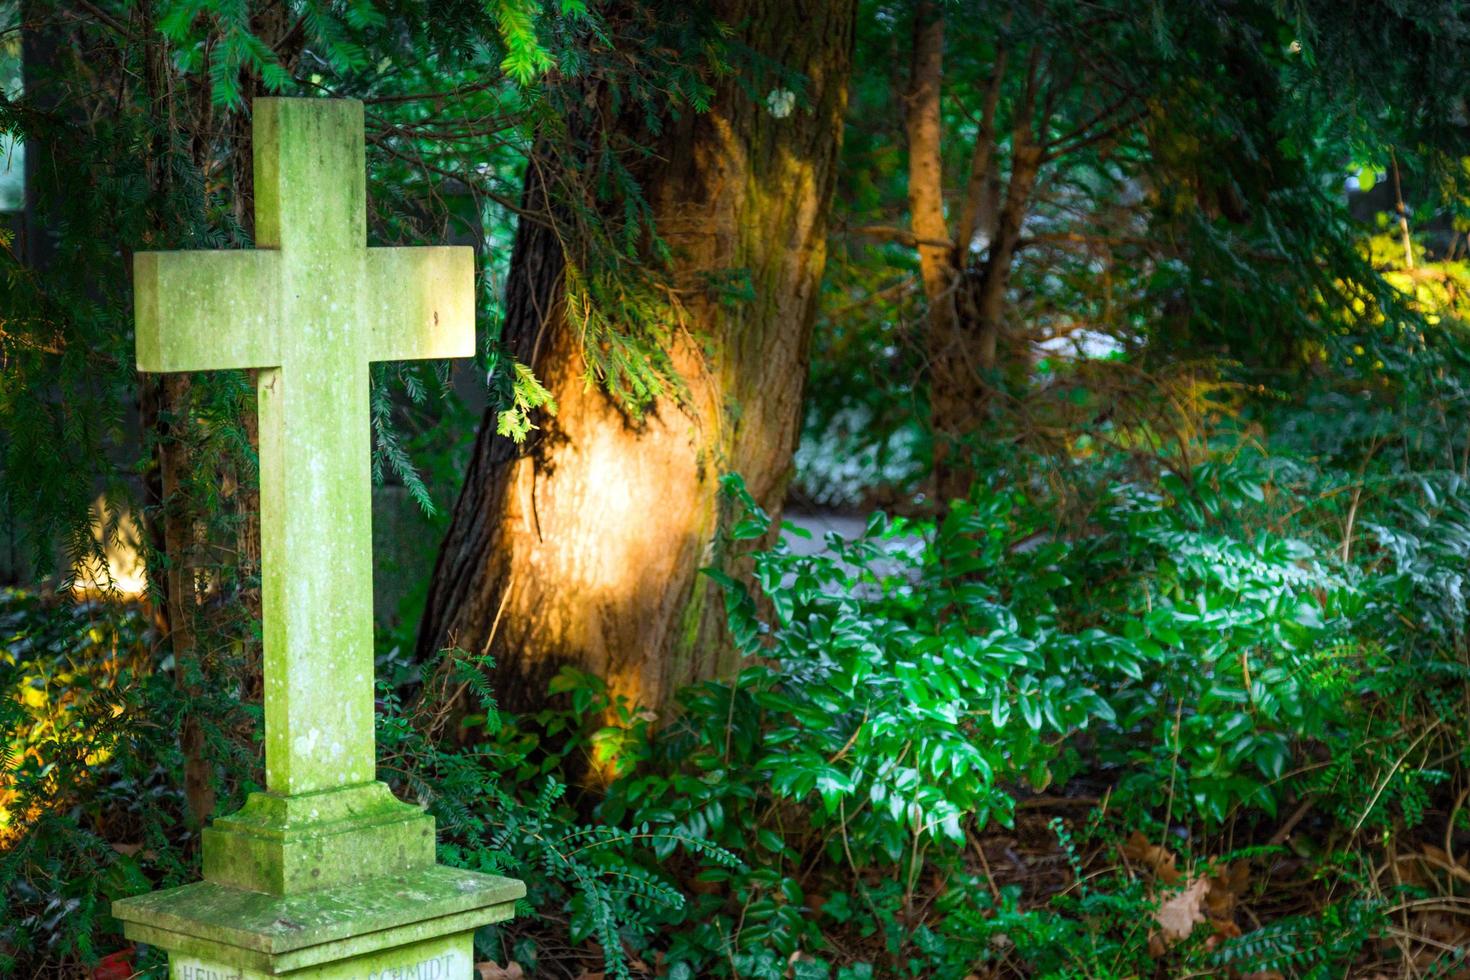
[
  {"left": 821, "top": 274, "right": 919, "bottom": 323},
  {"left": 1019, "top": 230, "right": 1151, "bottom": 251},
  {"left": 1043, "top": 91, "right": 1134, "bottom": 156},
  {"left": 365, "top": 79, "right": 503, "bottom": 105},
  {"left": 365, "top": 127, "right": 542, "bottom": 224},
  {"left": 954, "top": 47, "right": 1008, "bottom": 252},
  {"left": 1042, "top": 106, "right": 1148, "bottom": 164},
  {"left": 851, "top": 224, "right": 953, "bottom": 249},
  {"left": 1018, "top": 44, "right": 1043, "bottom": 132},
  {"left": 68, "top": 1, "right": 136, "bottom": 40},
  {"left": 1039, "top": 50, "right": 1077, "bottom": 134}
]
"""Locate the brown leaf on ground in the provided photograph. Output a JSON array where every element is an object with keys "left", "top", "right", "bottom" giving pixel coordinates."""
[
  {"left": 1421, "top": 843, "right": 1470, "bottom": 884},
  {"left": 1411, "top": 909, "right": 1470, "bottom": 967},
  {"left": 1205, "top": 860, "right": 1250, "bottom": 920},
  {"left": 109, "top": 842, "right": 159, "bottom": 860},
  {"left": 1120, "top": 830, "right": 1183, "bottom": 885},
  {"left": 475, "top": 962, "right": 525, "bottom": 980},
  {"left": 686, "top": 874, "right": 723, "bottom": 896},
  {"left": 1125, "top": 836, "right": 1252, "bottom": 955},
  {"left": 1156, "top": 874, "right": 1210, "bottom": 942},
  {"left": 1203, "top": 858, "right": 1250, "bottom": 949}
]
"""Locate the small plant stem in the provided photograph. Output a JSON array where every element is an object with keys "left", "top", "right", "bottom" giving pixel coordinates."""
[
  {"left": 1392, "top": 148, "right": 1414, "bottom": 270},
  {"left": 1161, "top": 696, "right": 1184, "bottom": 848},
  {"left": 1352, "top": 723, "right": 1436, "bottom": 837}
]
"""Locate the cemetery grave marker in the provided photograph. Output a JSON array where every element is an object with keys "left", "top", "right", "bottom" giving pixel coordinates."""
[{"left": 113, "top": 98, "right": 523, "bottom": 979}]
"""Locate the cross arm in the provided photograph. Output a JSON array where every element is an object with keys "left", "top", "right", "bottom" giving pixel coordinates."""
[
  {"left": 135, "top": 250, "right": 281, "bottom": 373},
  {"left": 364, "top": 246, "right": 476, "bottom": 363}
]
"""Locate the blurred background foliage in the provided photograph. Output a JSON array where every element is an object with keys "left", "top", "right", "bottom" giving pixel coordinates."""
[{"left": 5, "top": 0, "right": 1470, "bottom": 978}]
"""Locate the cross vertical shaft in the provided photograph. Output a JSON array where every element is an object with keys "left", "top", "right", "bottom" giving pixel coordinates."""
[{"left": 255, "top": 99, "right": 376, "bottom": 796}]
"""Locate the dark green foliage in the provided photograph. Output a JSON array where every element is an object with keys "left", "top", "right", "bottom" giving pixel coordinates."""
[
  {"left": 804, "top": 0, "right": 1470, "bottom": 503},
  {"left": 0, "top": 0, "right": 729, "bottom": 599},
  {"left": 375, "top": 648, "right": 739, "bottom": 980},
  {"left": 0, "top": 595, "right": 740, "bottom": 978},
  {"left": 0, "top": 1, "right": 735, "bottom": 975}
]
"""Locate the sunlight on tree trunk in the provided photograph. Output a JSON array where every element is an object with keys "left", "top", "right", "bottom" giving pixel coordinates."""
[{"left": 418, "top": 0, "right": 856, "bottom": 718}]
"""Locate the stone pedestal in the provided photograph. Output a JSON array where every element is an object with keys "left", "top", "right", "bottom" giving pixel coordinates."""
[{"left": 114, "top": 784, "right": 522, "bottom": 978}]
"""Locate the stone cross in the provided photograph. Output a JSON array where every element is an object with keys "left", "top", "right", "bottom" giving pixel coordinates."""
[
  {"left": 134, "top": 98, "right": 472, "bottom": 796},
  {"left": 116, "top": 99, "right": 521, "bottom": 978}
]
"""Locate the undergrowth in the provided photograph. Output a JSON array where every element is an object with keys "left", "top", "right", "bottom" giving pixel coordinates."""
[{"left": 6, "top": 382, "right": 1470, "bottom": 977}]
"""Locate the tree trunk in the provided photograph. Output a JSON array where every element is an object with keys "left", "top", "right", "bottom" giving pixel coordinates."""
[
  {"left": 903, "top": 0, "right": 983, "bottom": 508},
  {"left": 905, "top": 1, "right": 953, "bottom": 322},
  {"left": 904, "top": 2, "right": 976, "bottom": 508},
  {"left": 417, "top": 0, "right": 855, "bottom": 718},
  {"left": 913, "top": 28, "right": 1044, "bottom": 507}
]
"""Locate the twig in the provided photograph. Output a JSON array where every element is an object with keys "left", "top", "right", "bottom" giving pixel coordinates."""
[
  {"left": 1160, "top": 697, "right": 1184, "bottom": 847},
  {"left": 1392, "top": 147, "right": 1415, "bottom": 270},
  {"left": 969, "top": 834, "right": 1003, "bottom": 902},
  {"left": 1267, "top": 795, "right": 1316, "bottom": 847},
  {"left": 1352, "top": 724, "right": 1436, "bottom": 837},
  {"left": 850, "top": 224, "right": 954, "bottom": 250},
  {"left": 1447, "top": 785, "right": 1470, "bottom": 876},
  {"left": 825, "top": 707, "right": 868, "bottom": 765}
]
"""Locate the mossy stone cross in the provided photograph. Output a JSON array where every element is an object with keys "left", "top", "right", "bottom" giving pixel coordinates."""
[
  {"left": 115, "top": 99, "right": 521, "bottom": 977},
  {"left": 135, "top": 98, "right": 473, "bottom": 796}
]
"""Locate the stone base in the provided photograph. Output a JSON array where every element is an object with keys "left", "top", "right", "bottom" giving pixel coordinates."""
[
  {"left": 113, "top": 864, "right": 524, "bottom": 978},
  {"left": 172, "top": 932, "right": 470, "bottom": 980},
  {"left": 202, "top": 782, "right": 436, "bottom": 894}
]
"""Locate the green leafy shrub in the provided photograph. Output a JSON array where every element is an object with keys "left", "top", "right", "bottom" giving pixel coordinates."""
[
  {"left": 538, "top": 429, "right": 1470, "bottom": 976},
  {"left": 12, "top": 403, "right": 1470, "bottom": 977}
]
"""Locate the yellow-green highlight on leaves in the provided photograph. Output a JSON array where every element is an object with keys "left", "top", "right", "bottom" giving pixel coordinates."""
[{"left": 496, "top": 360, "right": 558, "bottom": 442}]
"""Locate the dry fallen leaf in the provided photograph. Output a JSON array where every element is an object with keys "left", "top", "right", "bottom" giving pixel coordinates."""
[
  {"left": 1123, "top": 835, "right": 1252, "bottom": 954},
  {"left": 1120, "top": 830, "right": 1183, "bottom": 885},
  {"left": 475, "top": 962, "right": 525, "bottom": 980},
  {"left": 1205, "top": 860, "right": 1249, "bottom": 920},
  {"left": 1202, "top": 858, "right": 1250, "bottom": 949},
  {"left": 1155, "top": 875, "right": 1210, "bottom": 942}
]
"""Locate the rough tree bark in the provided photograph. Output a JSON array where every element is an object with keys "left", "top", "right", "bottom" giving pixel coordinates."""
[
  {"left": 417, "top": 0, "right": 855, "bottom": 717},
  {"left": 904, "top": 0, "right": 974, "bottom": 506}
]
